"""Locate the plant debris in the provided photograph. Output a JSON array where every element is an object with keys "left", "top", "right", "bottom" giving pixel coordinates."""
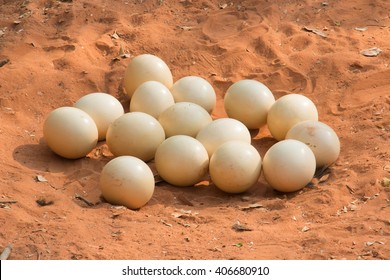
[
  {"left": 36, "top": 198, "right": 54, "bottom": 207},
  {"left": 303, "top": 26, "right": 328, "bottom": 38},
  {"left": 232, "top": 222, "right": 253, "bottom": 232},
  {"left": 172, "top": 209, "right": 198, "bottom": 219},
  {"left": 112, "top": 45, "right": 130, "bottom": 61},
  {"left": 219, "top": 3, "right": 228, "bottom": 9},
  {"left": 75, "top": 193, "right": 95, "bottom": 207},
  {"left": 160, "top": 219, "right": 172, "bottom": 227},
  {"left": 177, "top": 25, "right": 193, "bottom": 31},
  {"left": 0, "top": 244, "right": 13, "bottom": 260},
  {"left": 35, "top": 175, "right": 48, "bottom": 182},
  {"left": 233, "top": 242, "right": 243, "bottom": 247},
  {"left": 0, "top": 58, "right": 10, "bottom": 68},
  {"left": 302, "top": 225, "right": 310, "bottom": 232},
  {"left": 0, "top": 200, "right": 17, "bottom": 204},
  {"left": 239, "top": 203, "right": 265, "bottom": 211},
  {"left": 355, "top": 27, "right": 368, "bottom": 32},
  {"left": 360, "top": 47, "right": 382, "bottom": 57},
  {"left": 111, "top": 30, "right": 120, "bottom": 40},
  {"left": 381, "top": 177, "right": 390, "bottom": 187}
]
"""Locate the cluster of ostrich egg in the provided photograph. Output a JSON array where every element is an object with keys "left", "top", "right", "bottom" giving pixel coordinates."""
[{"left": 43, "top": 54, "right": 340, "bottom": 209}]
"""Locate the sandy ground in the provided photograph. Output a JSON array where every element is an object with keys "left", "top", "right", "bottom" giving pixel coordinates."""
[{"left": 0, "top": 0, "right": 389, "bottom": 260}]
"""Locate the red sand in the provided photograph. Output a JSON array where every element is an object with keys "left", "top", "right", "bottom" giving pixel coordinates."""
[{"left": 0, "top": 0, "right": 389, "bottom": 260}]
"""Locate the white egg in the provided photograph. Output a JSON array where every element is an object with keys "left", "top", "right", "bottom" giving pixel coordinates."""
[
  {"left": 267, "top": 94, "right": 318, "bottom": 141},
  {"left": 171, "top": 76, "right": 216, "bottom": 113},
  {"left": 100, "top": 156, "right": 155, "bottom": 209},
  {"left": 106, "top": 112, "right": 165, "bottom": 161},
  {"left": 210, "top": 141, "right": 262, "bottom": 193},
  {"left": 154, "top": 135, "right": 209, "bottom": 187},
  {"left": 224, "top": 79, "right": 275, "bottom": 129},
  {"left": 129, "top": 81, "right": 175, "bottom": 119},
  {"left": 196, "top": 118, "right": 251, "bottom": 158},
  {"left": 285, "top": 120, "right": 340, "bottom": 167},
  {"left": 158, "top": 102, "right": 212, "bottom": 138},
  {"left": 262, "top": 139, "right": 316, "bottom": 193},
  {"left": 74, "top": 92, "right": 124, "bottom": 141},
  {"left": 43, "top": 107, "right": 98, "bottom": 159},
  {"left": 123, "top": 54, "right": 173, "bottom": 99}
]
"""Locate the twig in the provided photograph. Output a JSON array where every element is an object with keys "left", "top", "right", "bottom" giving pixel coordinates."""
[
  {"left": 75, "top": 193, "right": 94, "bottom": 207},
  {"left": 0, "top": 200, "right": 17, "bottom": 204},
  {"left": 0, "top": 244, "right": 13, "bottom": 260}
]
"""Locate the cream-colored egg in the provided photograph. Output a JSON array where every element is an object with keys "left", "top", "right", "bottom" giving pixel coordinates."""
[
  {"left": 267, "top": 94, "right": 318, "bottom": 141},
  {"left": 155, "top": 135, "right": 209, "bottom": 187},
  {"left": 224, "top": 79, "right": 275, "bottom": 129},
  {"left": 171, "top": 76, "right": 216, "bottom": 113},
  {"left": 262, "top": 139, "right": 316, "bottom": 193},
  {"left": 74, "top": 92, "right": 124, "bottom": 141},
  {"left": 286, "top": 120, "right": 340, "bottom": 167},
  {"left": 100, "top": 156, "right": 155, "bottom": 209},
  {"left": 158, "top": 102, "right": 212, "bottom": 138},
  {"left": 43, "top": 107, "right": 98, "bottom": 159},
  {"left": 210, "top": 141, "right": 262, "bottom": 193},
  {"left": 129, "top": 81, "right": 175, "bottom": 119},
  {"left": 106, "top": 112, "right": 165, "bottom": 161},
  {"left": 123, "top": 54, "right": 173, "bottom": 99},
  {"left": 196, "top": 118, "right": 251, "bottom": 158}
]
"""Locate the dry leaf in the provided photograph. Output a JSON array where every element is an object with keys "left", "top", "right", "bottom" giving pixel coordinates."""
[
  {"left": 177, "top": 25, "right": 193, "bottom": 31},
  {"left": 172, "top": 209, "right": 197, "bottom": 219},
  {"left": 381, "top": 177, "right": 390, "bottom": 187},
  {"left": 302, "top": 226, "right": 310, "bottom": 232},
  {"left": 239, "top": 203, "right": 265, "bottom": 211},
  {"left": 36, "top": 175, "right": 48, "bottom": 182},
  {"left": 208, "top": 247, "right": 222, "bottom": 252},
  {"left": 219, "top": 3, "right": 228, "bottom": 9},
  {"left": 119, "top": 45, "right": 130, "bottom": 58},
  {"left": 318, "top": 173, "right": 330, "bottom": 183},
  {"left": 111, "top": 31, "right": 119, "bottom": 40},
  {"left": 36, "top": 198, "right": 54, "bottom": 207},
  {"left": 232, "top": 222, "right": 253, "bottom": 232},
  {"left": 303, "top": 26, "right": 328, "bottom": 38},
  {"left": 160, "top": 219, "right": 172, "bottom": 227},
  {"left": 349, "top": 204, "right": 358, "bottom": 211},
  {"left": 360, "top": 47, "right": 382, "bottom": 57},
  {"left": 0, "top": 59, "right": 10, "bottom": 68},
  {"left": 355, "top": 27, "right": 368, "bottom": 32}
]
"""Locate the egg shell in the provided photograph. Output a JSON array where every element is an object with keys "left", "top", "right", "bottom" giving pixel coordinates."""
[
  {"left": 106, "top": 112, "right": 165, "bottom": 162},
  {"left": 100, "top": 156, "right": 155, "bottom": 209},
  {"left": 123, "top": 54, "right": 173, "bottom": 99},
  {"left": 158, "top": 102, "right": 212, "bottom": 138},
  {"left": 196, "top": 118, "right": 251, "bottom": 158},
  {"left": 262, "top": 139, "right": 316, "bottom": 192},
  {"left": 74, "top": 92, "right": 124, "bottom": 141},
  {"left": 224, "top": 79, "right": 275, "bottom": 129},
  {"left": 210, "top": 141, "right": 262, "bottom": 193},
  {"left": 43, "top": 106, "right": 98, "bottom": 159},
  {"left": 286, "top": 120, "right": 340, "bottom": 167},
  {"left": 130, "top": 81, "right": 174, "bottom": 119},
  {"left": 267, "top": 94, "right": 318, "bottom": 141},
  {"left": 171, "top": 76, "right": 216, "bottom": 113},
  {"left": 154, "top": 135, "right": 209, "bottom": 187}
]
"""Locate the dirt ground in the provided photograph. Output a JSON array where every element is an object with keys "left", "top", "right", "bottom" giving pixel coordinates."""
[{"left": 0, "top": 0, "right": 389, "bottom": 260}]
